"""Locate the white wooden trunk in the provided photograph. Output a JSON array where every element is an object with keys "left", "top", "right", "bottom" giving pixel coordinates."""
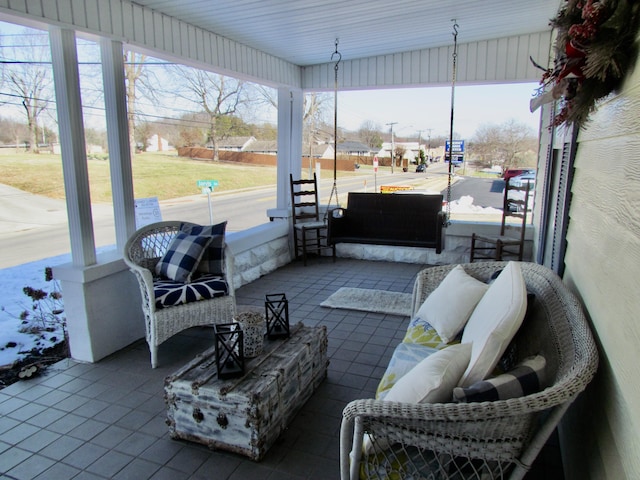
[{"left": 165, "top": 323, "right": 328, "bottom": 460}]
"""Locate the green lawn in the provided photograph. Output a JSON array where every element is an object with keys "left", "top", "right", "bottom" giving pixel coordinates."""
[{"left": 0, "top": 151, "right": 281, "bottom": 202}]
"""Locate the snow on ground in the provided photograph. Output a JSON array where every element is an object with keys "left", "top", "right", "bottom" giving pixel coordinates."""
[
  {"left": 448, "top": 195, "right": 502, "bottom": 214},
  {"left": 0, "top": 247, "right": 114, "bottom": 367},
  {"left": 0, "top": 253, "right": 72, "bottom": 367},
  {"left": 0, "top": 195, "right": 499, "bottom": 368}
]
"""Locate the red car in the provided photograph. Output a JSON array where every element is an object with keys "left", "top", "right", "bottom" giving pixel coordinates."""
[{"left": 503, "top": 168, "right": 535, "bottom": 180}]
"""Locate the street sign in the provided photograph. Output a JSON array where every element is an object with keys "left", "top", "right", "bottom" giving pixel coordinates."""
[
  {"left": 197, "top": 180, "right": 219, "bottom": 188},
  {"left": 373, "top": 156, "right": 379, "bottom": 172},
  {"left": 445, "top": 140, "right": 465, "bottom": 153}
]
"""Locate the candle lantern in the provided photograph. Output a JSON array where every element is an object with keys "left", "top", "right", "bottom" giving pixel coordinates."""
[
  {"left": 214, "top": 323, "right": 245, "bottom": 379},
  {"left": 265, "top": 293, "right": 290, "bottom": 339}
]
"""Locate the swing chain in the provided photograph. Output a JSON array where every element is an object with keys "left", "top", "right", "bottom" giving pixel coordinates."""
[
  {"left": 325, "top": 39, "right": 341, "bottom": 222},
  {"left": 446, "top": 20, "right": 459, "bottom": 226}
]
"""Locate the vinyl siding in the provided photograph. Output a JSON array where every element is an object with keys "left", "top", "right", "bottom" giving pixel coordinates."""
[{"left": 561, "top": 47, "right": 640, "bottom": 480}]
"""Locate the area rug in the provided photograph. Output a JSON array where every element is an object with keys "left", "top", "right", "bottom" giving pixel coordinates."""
[{"left": 320, "top": 287, "right": 413, "bottom": 317}]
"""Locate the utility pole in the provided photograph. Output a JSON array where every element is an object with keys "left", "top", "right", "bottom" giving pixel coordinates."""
[
  {"left": 426, "top": 128, "right": 433, "bottom": 162},
  {"left": 386, "top": 122, "right": 397, "bottom": 173}
]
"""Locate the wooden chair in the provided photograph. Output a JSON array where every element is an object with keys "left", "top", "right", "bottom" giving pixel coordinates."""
[
  {"left": 470, "top": 178, "right": 531, "bottom": 262},
  {"left": 289, "top": 173, "right": 335, "bottom": 266}
]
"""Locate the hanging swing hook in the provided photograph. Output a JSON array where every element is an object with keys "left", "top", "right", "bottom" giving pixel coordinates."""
[
  {"left": 331, "top": 38, "right": 342, "bottom": 72},
  {"left": 451, "top": 19, "right": 459, "bottom": 39}
]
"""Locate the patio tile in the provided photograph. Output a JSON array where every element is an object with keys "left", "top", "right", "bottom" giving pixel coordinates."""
[
  {"left": 67, "top": 418, "right": 110, "bottom": 441},
  {"left": 34, "top": 461, "right": 82, "bottom": 479},
  {"left": 91, "top": 424, "right": 134, "bottom": 449},
  {"left": 138, "top": 437, "right": 183, "bottom": 465},
  {"left": 62, "top": 442, "right": 109, "bottom": 470},
  {"left": 16, "top": 428, "right": 61, "bottom": 453},
  {"left": 0, "top": 446, "right": 31, "bottom": 473},
  {"left": 46, "top": 412, "right": 87, "bottom": 434},
  {"left": 32, "top": 388, "right": 71, "bottom": 407},
  {"left": 0, "top": 259, "right": 564, "bottom": 479},
  {"left": 0, "top": 422, "right": 40, "bottom": 445},
  {"left": 85, "top": 449, "right": 134, "bottom": 477},
  {"left": 112, "top": 457, "right": 160, "bottom": 480},
  {"left": 38, "top": 435, "right": 84, "bottom": 461},
  {"left": 5, "top": 453, "right": 56, "bottom": 479},
  {"left": 164, "top": 445, "right": 210, "bottom": 474}
]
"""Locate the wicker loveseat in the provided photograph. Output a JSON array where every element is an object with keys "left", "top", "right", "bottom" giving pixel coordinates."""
[
  {"left": 340, "top": 261, "right": 599, "bottom": 479},
  {"left": 124, "top": 221, "right": 236, "bottom": 368}
]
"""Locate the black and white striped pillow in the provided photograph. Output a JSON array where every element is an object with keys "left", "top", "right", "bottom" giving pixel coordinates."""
[{"left": 453, "top": 355, "right": 546, "bottom": 403}]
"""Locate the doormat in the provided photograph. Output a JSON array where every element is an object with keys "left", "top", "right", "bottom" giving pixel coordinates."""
[{"left": 320, "top": 287, "right": 413, "bottom": 317}]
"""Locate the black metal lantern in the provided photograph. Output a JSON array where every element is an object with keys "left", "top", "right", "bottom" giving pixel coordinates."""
[
  {"left": 214, "top": 323, "right": 245, "bottom": 379},
  {"left": 265, "top": 293, "right": 289, "bottom": 339}
]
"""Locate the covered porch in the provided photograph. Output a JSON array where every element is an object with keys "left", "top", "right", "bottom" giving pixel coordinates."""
[
  {"left": 0, "top": 0, "right": 639, "bottom": 478},
  {"left": 0, "top": 258, "right": 562, "bottom": 479}
]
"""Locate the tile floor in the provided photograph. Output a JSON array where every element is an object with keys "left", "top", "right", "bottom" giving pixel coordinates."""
[{"left": 0, "top": 258, "right": 563, "bottom": 479}]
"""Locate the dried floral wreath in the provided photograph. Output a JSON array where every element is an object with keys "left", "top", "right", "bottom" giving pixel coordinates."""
[{"left": 530, "top": 0, "right": 640, "bottom": 127}]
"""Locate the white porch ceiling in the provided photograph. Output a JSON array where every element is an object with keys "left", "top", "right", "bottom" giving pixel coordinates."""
[{"left": 131, "top": 0, "right": 563, "bottom": 67}]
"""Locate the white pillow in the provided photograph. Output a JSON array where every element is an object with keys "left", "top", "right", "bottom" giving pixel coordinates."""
[
  {"left": 384, "top": 343, "right": 472, "bottom": 404},
  {"left": 363, "top": 343, "right": 471, "bottom": 456},
  {"left": 459, "top": 261, "right": 527, "bottom": 387},
  {"left": 415, "top": 265, "right": 489, "bottom": 343}
]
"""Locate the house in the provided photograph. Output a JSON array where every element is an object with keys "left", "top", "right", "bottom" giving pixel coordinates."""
[
  {"left": 336, "top": 141, "right": 371, "bottom": 156},
  {"left": 377, "top": 141, "right": 421, "bottom": 163},
  {"left": 242, "top": 139, "right": 278, "bottom": 155},
  {"left": 0, "top": 1, "right": 637, "bottom": 478},
  {"left": 216, "top": 135, "right": 256, "bottom": 152},
  {"left": 303, "top": 143, "right": 334, "bottom": 159},
  {"left": 146, "top": 134, "right": 171, "bottom": 152}
]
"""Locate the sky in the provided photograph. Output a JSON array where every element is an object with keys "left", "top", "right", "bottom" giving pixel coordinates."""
[
  {"left": 0, "top": 19, "right": 543, "bottom": 145},
  {"left": 336, "top": 82, "right": 542, "bottom": 140}
]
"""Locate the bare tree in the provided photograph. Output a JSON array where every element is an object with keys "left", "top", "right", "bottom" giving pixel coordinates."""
[
  {"left": 123, "top": 50, "right": 157, "bottom": 155},
  {"left": 394, "top": 145, "right": 407, "bottom": 168},
  {"left": 1, "top": 29, "right": 52, "bottom": 153},
  {"left": 471, "top": 119, "right": 537, "bottom": 171},
  {"left": 357, "top": 120, "right": 383, "bottom": 150},
  {"left": 256, "top": 87, "right": 331, "bottom": 146},
  {"left": 172, "top": 68, "right": 247, "bottom": 161}
]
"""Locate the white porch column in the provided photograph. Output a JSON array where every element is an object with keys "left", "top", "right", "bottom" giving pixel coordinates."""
[
  {"left": 100, "top": 38, "right": 136, "bottom": 252},
  {"left": 271, "top": 87, "right": 304, "bottom": 217},
  {"left": 49, "top": 27, "right": 96, "bottom": 266}
]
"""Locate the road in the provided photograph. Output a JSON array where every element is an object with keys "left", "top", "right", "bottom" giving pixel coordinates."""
[{"left": 0, "top": 163, "right": 501, "bottom": 268}]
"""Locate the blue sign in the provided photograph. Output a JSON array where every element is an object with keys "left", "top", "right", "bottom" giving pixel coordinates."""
[{"left": 445, "top": 140, "right": 465, "bottom": 153}]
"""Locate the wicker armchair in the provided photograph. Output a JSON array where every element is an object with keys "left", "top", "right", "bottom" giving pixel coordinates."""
[
  {"left": 340, "top": 261, "right": 599, "bottom": 480},
  {"left": 123, "top": 221, "right": 236, "bottom": 368}
]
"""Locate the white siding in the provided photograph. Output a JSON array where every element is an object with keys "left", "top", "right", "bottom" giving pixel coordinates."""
[
  {"left": 302, "top": 32, "right": 552, "bottom": 91},
  {"left": 560, "top": 52, "right": 640, "bottom": 479},
  {"left": 0, "top": 0, "right": 301, "bottom": 87}
]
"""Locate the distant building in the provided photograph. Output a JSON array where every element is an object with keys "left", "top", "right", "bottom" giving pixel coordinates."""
[
  {"left": 146, "top": 134, "right": 172, "bottom": 152},
  {"left": 377, "top": 141, "right": 421, "bottom": 162},
  {"left": 216, "top": 136, "right": 256, "bottom": 151},
  {"left": 243, "top": 140, "right": 278, "bottom": 155},
  {"left": 336, "top": 141, "right": 371, "bottom": 156},
  {"left": 303, "top": 143, "right": 334, "bottom": 159}
]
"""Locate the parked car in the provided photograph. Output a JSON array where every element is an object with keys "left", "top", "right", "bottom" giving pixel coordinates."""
[
  {"left": 510, "top": 172, "right": 536, "bottom": 188},
  {"left": 415, "top": 163, "right": 427, "bottom": 172},
  {"left": 503, "top": 168, "right": 535, "bottom": 180}
]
